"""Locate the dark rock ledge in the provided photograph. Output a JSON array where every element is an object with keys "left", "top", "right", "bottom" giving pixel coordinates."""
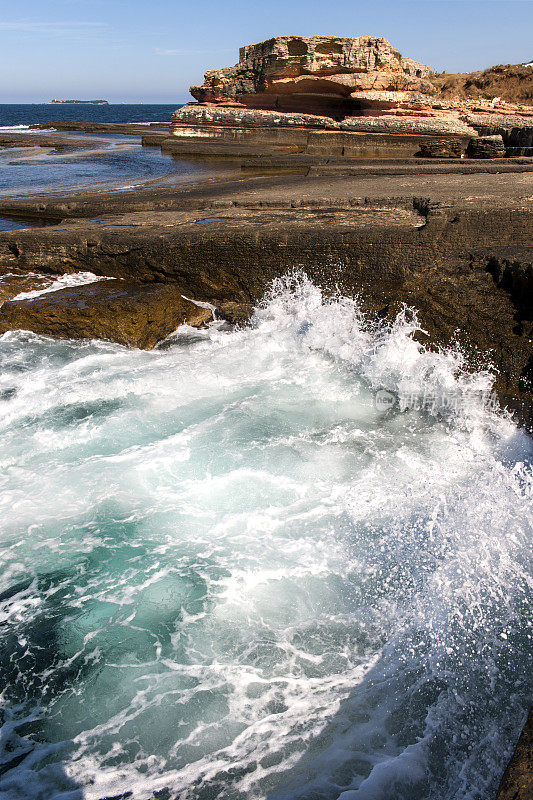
[
  {"left": 0, "top": 169, "right": 531, "bottom": 431},
  {"left": 0, "top": 134, "right": 99, "bottom": 150},
  {"left": 0, "top": 280, "right": 213, "bottom": 349},
  {"left": 495, "top": 709, "right": 532, "bottom": 800}
]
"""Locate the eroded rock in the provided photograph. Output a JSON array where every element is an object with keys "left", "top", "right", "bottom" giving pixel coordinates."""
[
  {"left": 0, "top": 273, "right": 56, "bottom": 304},
  {"left": 171, "top": 35, "right": 533, "bottom": 150},
  {"left": 0, "top": 280, "right": 213, "bottom": 349},
  {"left": 186, "top": 35, "right": 436, "bottom": 119},
  {"left": 190, "top": 36, "right": 432, "bottom": 104},
  {"left": 216, "top": 301, "right": 254, "bottom": 325},
  {"left": 467, "top": 134, "right": 506, "bottom": 158},
  {"left": 417, "top": 139, "right": 464, "bottom": 158},
  {"left": 171, "top": 104, "right": 477, "bottom": 139}
]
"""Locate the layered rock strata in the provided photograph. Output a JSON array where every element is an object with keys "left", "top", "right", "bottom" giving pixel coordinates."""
[
  {"left": 190, "top": 35, "right": 435, "bottom": 111},
  {"left": 171, "top": 104, "right": 477, "bottom": 136},
  {"left": 170, "top": 36, "right": 533, "bottom": 158},
  {"left": 169, "top": 104, "right": 477, "bottom": 161},
  {"left": 466, "top": 135, "right": 506, "bottom": 158},
  {"left": 177, "top": 35, "right": 448, "bottom": 127}
]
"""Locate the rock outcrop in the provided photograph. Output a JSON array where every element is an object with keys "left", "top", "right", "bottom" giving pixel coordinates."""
[
  {"left": 190, "top": 35, "right": 435, "bottom": 114},
  {"left": 0, "top": 280, "right": 213, "bottom": 349},
  {"left": 416, "top": 139, "right": 463, "bottom": 158},
  {"left": 495, "top": 709, "right": 532, "bottom": 800},
  {"left": 170, "top": 36, "right": 533, "bottom": 155},
  {"left": 0, "top": 134, "right": 96, "bottom": 150},
  {"left": 186, "top": 35, "right": 440, "bottom": 120},
  {"left": 0, "top": 273, "right": 57, "bottom": 304},
  {"left": 466, "top": 134, "right": 506, "bottom": 159},
  {"left": 171, "top": 103, "right": 476, "bottom": 136}
]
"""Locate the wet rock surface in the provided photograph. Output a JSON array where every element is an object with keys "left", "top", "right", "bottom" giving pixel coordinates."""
[
  {"left": 0, "top": 280, "right": 213, "bottom": 349},
  {"left": 0, "top": 273, "right": 57, "bottom": 304},
  {"left": 0, "top": 134, "right": 98, "bottom": 150},
  {"left": 495, "top": 708, "right": 533, "bottom": 800},
  {"left": 28, "top": 121, "right": 170, "bottom": 135},
  {"left": 0, "top": 168, "right": 531, "bottom": 428}
]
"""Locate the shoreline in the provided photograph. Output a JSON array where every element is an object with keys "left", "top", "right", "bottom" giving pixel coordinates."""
[
  {"left": 1, "top": 26, "right": 532, "bottom": 795},
  {"left": 0, "top": 126, "right": 231, "bottom": 199},
  {"left": 0, "top": 161, "right": 531, "bottom": 432},
  {"left": 0, "top": 101, "right": 531, "bottom": 796}
]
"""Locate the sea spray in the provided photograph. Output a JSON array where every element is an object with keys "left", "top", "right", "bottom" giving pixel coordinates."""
[{"left": 0, "top": 274, "right": 530, "bottom": 800}]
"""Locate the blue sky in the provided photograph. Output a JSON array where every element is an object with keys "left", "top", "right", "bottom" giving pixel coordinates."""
[{"left": 1, "top": 0, "right": 532, "bottom": 103}]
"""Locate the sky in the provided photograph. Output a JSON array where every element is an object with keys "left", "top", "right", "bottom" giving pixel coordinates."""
[{"left": 1, "top": 0, "right": 532, "bottom": 103}]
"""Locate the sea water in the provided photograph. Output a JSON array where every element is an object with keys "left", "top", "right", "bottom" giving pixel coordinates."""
[
  {"left": 0, "top": 275, "right": 531, "bottom": 800},
  {"left": 0, "top": 104, "right": 221, "bottom": 197}
]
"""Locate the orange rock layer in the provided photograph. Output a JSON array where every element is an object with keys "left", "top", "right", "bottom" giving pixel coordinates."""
[{"left": 174, "top": 35, "right": 533, "bottom": 138}]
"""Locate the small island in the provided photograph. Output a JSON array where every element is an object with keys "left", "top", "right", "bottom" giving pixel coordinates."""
[{"left": 48, "top": 99, "right": 109, "bottom": 105}]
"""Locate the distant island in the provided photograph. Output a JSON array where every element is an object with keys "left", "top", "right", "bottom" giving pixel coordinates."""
[{"left": 48, "top": 100, "right": 109, "bottom": 105}]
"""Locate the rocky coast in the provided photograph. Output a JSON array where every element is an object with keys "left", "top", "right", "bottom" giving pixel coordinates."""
[
  {"left": 1, "top": 157, "right": 531, "bottom": 434},
  {"left": 0, "top": 37, "right": 531, "bottom": 436},
  {"left": 0, "top": 35, "right": 532, "bottom": 800}
]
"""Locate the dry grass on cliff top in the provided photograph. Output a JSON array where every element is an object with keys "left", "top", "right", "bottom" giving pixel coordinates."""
[{"left": 433, "top": 63, "right": 533, "bottom": 103}]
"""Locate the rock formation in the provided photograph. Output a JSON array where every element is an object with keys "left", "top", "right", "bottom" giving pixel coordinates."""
[
  {"left": 171, "top": 103, "right": 476, "bottom": 136},
  {"left": 416, "top": 139, "right": 463, "bottom": 158},
  {"left": 0, "top": 273, "right": 55, "bottom": 303},
  {"left": 170, "top": 36, "right": 533, "bottom": 157},
  {"left": 187, "top": 35, "right": 436, "bottom": 119},
  {"left": 0, "top": 281, "right": 213, "bottom": 349},
  {"left": 495, "top": 709, "right": 532, "bottom": 800},
  {"left": 466, "top": 134, "right": 506, "bottom": 158}
]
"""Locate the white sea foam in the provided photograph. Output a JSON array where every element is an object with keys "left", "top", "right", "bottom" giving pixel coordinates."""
[
  {"left": 11, "top": 271, "right": 113, "bottom": 301},
  {"left": 0, "top": 124, "right": 30, "bottom": 132},
  {"left": 0, "top": 274, "right": 530, "bottom": 800}
]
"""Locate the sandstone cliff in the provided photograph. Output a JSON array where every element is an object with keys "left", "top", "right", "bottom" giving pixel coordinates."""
[
  {"left": 189, "top": 35, "right": 436, "bottom": 117},
  {"left": 172, "top": 35, "right": 533, "bottom": 146}
]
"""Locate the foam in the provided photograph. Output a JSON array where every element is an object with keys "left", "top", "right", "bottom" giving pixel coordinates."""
[
  {"left": 11, "top": 271, "right": 113, "bottom": 301},
  {"left": 0, "top": 273, "right": 530, "bottom": 800}
]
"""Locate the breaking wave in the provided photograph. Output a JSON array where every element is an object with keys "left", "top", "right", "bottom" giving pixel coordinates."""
[{"left": 0, "top": 274, "right": 530, "bottom": 800}]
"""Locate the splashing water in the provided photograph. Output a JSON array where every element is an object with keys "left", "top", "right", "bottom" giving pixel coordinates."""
[{"left": 0, "top": 274, "right": 531, "bottom": 800}]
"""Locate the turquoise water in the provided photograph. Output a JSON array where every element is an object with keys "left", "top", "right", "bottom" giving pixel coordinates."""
[{"left": 0, "top": 276, "right": 531, "bottom": 800}]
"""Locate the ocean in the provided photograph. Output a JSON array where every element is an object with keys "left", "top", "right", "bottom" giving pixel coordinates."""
[
  {"left": 0, "top": 104, "right": 220, "bottom": 198},
  {"left": 0, "top": 104, "right": 178, "bottom": 127},
  {"left": 0, "top": 108, "right": 531, "bottom": 800}
]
